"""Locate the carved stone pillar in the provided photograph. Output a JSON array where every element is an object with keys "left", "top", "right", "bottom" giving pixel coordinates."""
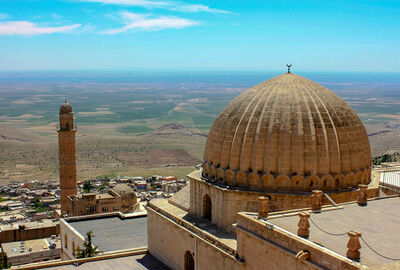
[
  {"left": 258, "top": 196, "right": 269, "bottom": 219},
  {"left": 311, "top": 190, "right": 323, "bottom": 212},
  {"left": 297, "top": 212, "right": 310, "bottom": 238},
  {"left": 357, "top": 184, "right": 368, "bottom": 206},
  {"left": 346, "top": 231, "right": 362, "bottom": 260}
]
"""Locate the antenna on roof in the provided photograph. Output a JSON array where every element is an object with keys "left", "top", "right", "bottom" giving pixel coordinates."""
[{"left": 286, "top": 64, "right": 292, "bottom": 73}]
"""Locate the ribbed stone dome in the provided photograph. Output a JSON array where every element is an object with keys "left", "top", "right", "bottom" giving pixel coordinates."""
[
  {"left": 202, "top": 73, "right": 371, "bottom": 192},
  {"left": 112, "top": 184, "right": 137, "bottom": 208}
]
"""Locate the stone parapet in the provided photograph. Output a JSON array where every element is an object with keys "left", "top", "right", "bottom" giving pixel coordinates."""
[
  {"left": 236, "top": 212, "right": 362, "bottom": 270},
  {"left": 10, "top": 247, "right": 147, "bottom": 270}
]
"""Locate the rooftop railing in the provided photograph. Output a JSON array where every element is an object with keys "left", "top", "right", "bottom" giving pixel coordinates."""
[{"left": 379, "top": 169, "right": 400, "bottom": 195}]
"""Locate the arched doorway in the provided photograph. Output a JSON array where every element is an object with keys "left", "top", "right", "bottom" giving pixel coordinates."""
[
  {"left": 184, "top": 251, "right": 194, "bottom": 270},
  {"left": 202, "top": 194, "right": 212, "bottom": 221}
]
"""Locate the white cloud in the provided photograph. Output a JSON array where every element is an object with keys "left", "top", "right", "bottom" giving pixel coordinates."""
[
  {"left": 168, "top": 3, "right": 233, "bottom": 14},
  {"left": 50, "top": 13, "right": 62, "bottom": 20},
  {"left": 0, "top": 21, "right": 81, "bottom": 36},
  {"left": 103, "top": 12, "right": 198, "bottom": 34},
  {"left": 80, "top": 0, "right": 233, "bottom": 14},
  {"left": 76, "top": 23, "right": 96, "bottom": 33},
  {"left": 84, "top": 0, "right": 167, "bottom": 6}
]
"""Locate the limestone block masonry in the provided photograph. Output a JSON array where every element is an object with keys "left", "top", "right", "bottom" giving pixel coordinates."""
[
  {"left": 147, "top": 202, "right": 239, "bottom": 270},
  {"left": 58, "top": 102, "right": 78, "bottom": 215},
  {"left": 189, "top": 170, "right": 378, "bottom": 231}
]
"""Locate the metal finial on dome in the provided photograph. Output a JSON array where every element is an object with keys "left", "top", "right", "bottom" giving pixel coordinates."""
[
  {"left": 286, "top": 64, "right": 292, "bottom": 73},
  {"left": 65, "top": 98, "right": 67, "bottom": 103}
]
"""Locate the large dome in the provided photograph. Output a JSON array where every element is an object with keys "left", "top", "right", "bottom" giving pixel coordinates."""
[{"left": 202, "top": 73, "right": 371, "bottom": 192}]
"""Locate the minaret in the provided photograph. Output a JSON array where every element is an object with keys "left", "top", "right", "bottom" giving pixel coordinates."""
[{"left": 58, "top": 101, "right": 77, "bottom": 215}]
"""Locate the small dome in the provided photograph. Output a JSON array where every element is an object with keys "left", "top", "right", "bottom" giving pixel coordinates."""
[
  {"left": 202, "top": 73, "right": 371, "bottom": 192},
  {"left": 112, "top": 184, "right": 137, "bottom": 208},
  {"left": 60, "top": 103, "right": 73, "bottom": 114}
]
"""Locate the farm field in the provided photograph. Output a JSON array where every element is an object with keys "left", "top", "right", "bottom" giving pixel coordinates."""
[{"left": 0, "top": 71, "right": 399, "bottom": 184}]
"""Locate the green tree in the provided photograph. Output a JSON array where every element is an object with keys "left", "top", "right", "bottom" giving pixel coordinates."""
[
  {"left": 82, "top": 181, "right": 93, "bottom": 193},
  {"left": 33, "top": 197, "right": 41, "bottom": 208},
  {"left": 0, "top": 252, "right": 11, "bottom": 269},
  {"left": 372, "top": 152, "right": 400, "bottom": 165},
  {"left": 75, "top": 231, "right": 100, "bottom": 258},
  {"left": 31, "top": 198, "right": 48, "bottom": 212}
]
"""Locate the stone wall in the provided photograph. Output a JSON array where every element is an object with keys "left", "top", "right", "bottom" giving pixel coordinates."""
[
  {"left": 148, "top": 198, "right": 363, "bottom": 270},
  {"left": 60, "top": 219, "right": 84, "bottom": 260},
  {"left": 236, "top": 213, "right": 361, "bottom": 270},
  {"left": 147, "top": 207, "right": 239, "bottom": 270},
  {"left": 189, "top": 170, "right": 379, "bottom": 231},
  {"left": 0, "top": 222, "right": 59, "bottom": 244},
  {"left": 67, "top": 193, "right": 122, "bottom": 216}
]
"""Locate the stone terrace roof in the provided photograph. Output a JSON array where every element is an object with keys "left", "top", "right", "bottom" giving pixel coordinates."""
[
  {"left": 267, "top": 196, "right": 400, "bottom": 267},
  {"left": 0, "top": 219, "right": 57, "bottom": 232},
  {"left": 168, "top": 182, "right": 190, "bottom": 211},
  {"left": 149, "top": 199, "right": 237, "bottom": 254},
  {"left": 2, "top": 238, "right": 61, "bottom": 258},
  {"left": 67, "top": 216, "right": 147, "bottom": 252}
]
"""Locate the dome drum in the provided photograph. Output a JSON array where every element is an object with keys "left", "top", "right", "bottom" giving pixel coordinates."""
[
  {"left": 201, "top": 162, "right": 371, "bottom": 192},
  {"left": 248, "top": 172, "right": 261, "bottom": 188},
  {"left": 225, "top": 169, "right": 235, "bottom": 183}
]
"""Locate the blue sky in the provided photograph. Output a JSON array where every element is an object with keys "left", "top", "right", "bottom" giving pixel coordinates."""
[{"left": 0, "top": 0, "right": 399, "bottom": 72}]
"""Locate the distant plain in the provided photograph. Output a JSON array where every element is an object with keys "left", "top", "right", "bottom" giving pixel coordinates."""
[{"left": 0, "top": 71, "right": 399, "bottom": 184}]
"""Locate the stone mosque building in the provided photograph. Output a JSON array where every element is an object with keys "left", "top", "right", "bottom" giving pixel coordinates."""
[
  {"left": 44, "top": 71, "right": 400, "bottom": 270},
  {"left": 146, "top": 71, "right": 400, "bottom": 270}
]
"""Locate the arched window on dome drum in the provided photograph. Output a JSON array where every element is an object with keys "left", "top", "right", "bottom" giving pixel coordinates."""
[
  {"left": 184, "top": 251, "right": 194, "bottom": 270},
  {"left": 202, "top": 194, "right": 212, "bottom": 221}
]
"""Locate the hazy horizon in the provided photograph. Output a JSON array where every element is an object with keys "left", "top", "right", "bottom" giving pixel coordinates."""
[{"left": 0, "top": 70, "right": 399, "bottom": 85}]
